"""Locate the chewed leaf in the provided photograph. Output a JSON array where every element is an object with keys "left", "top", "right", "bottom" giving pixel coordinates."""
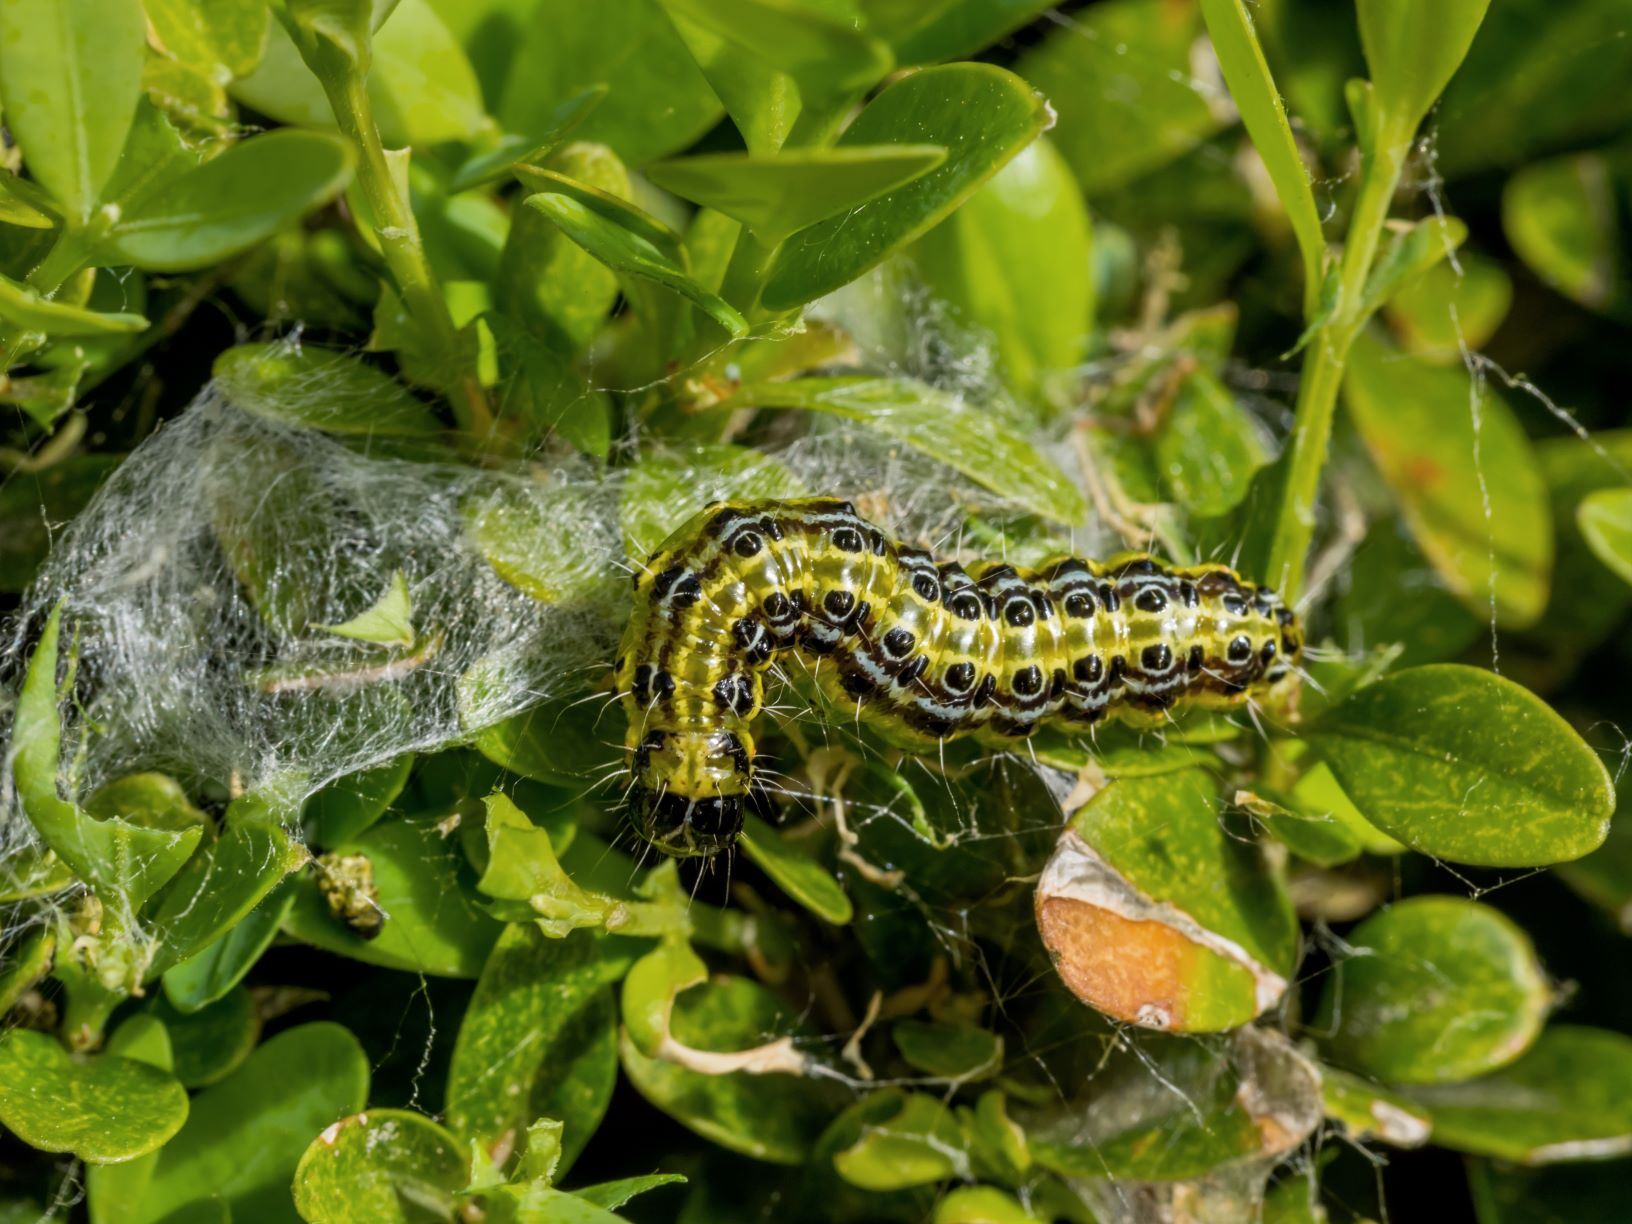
[
  {"left": 292, "top": 1110, "right": 467, "bottom": 1224},
  {"left": 314, "top": 571, "right": 415, "bottom": 647}
]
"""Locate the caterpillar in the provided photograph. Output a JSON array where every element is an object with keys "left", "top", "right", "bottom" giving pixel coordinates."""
[{"left": 617, "top": 498, "right": 1302, "bottom": 857}]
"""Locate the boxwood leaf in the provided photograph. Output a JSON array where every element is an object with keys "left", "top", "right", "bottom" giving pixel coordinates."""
[
  {"left": 144, "top": 0, "right": 270, "bottom": 81},
  {"left": 446, "top": 924, "right": 634, "bottom": 1174},
  {"left": 0, "top": 272, "right": 148, "bottom": 337},
  {"left": 1577, "top": 488, "right": 1632, "bottom": 587},
  {"left": 761, "top": 63, "right": 1048, "bottom": 310},
  {"left": 1357, "top": 0, "right": 1492, "bottom": 143},
  {"left": 1037, "top": 769, "right": 1297, "bottom": 1033},
  {"left": 524, "top": 193, "right": 749, "bottom": 338},
  {"left": 214, "top": 343, "right": 444, "bottom": 435},
  {"left": 0, "top": 1029, "right": 188, "bottom": 1165},
  {"left": 738, "top": 813, "right": 852, "bottom": 925},
  {"left": 129, "top": 1022, "right": 369, "bottom": 1223},
  {"left": 1503, "top": 152, "right": 1620, "bottom": 312},
  {"left": 1358, "top": 215, "right": 1469, "bottom": 322},
  {"left": 12, "top": 607, "right": 201, "bottom": 911},
  {"left": 1403, "top": 1026, "right": 1632, "bottom": 1164},
  {"left": 146, "top": 989, "right": 260, "bottom": 1089},
  {"left": 1312, "top": 896, "right": 1550, "bottom": 1084},
  {"left": 1344, "top": 327, "right": 1552, "bottom": 627},
  {"left": 96, "top": 130, "right": 353, "bottom": 272},
  {"left": 647, "top": 146, "right": 945, "bottom": 244},
  {"left": 161, "top": 881, "right": 296, "bottom": 1014},
  {"left": 1383, "top": 248, "right": 1513, "bottom": 364},
  {"left": 449, "top": 86, "right": 608, "bottom": 193},
  {"left": 832, "top": 1093, "right": 968, "bottom": 1190},
  {"left": 618, "top": 974, "right": 840, "bottom": 1164},
  {"left": 741, "top": 376, "right": 1088, "bottom": 524},
  {"left": 292, "top": 1110, "right": 467, "bottom": 1224},
  {"left": 0, "top": 0, "right": 147, "bottom": 220},
  {"left": 1307, "top": 664, "right": 1614, "bottom": 866},
  {"left": 891, "top": 1020, "right": 1002, "bottom": 1082}
]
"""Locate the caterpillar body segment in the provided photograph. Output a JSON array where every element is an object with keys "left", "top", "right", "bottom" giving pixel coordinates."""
[{"left": 617, "top": 498, "right": 1302, "bottom": 857}]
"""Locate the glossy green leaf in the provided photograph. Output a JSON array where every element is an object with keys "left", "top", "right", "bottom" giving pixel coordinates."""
[
  {"left": 303, "top": 755, "right": 414, "bottom": 847},
  {"left": 282, "top": 816, "right": 502, "bottom": 977},
  {"left": 620, "top": 974, "right": 840, "bottom": 1163},
  {"left": 0, "top": 271, "right": 148, "bottom": 337},
  {"left": 524, "top": 192, "right": 749, "bottom": 338},
  {"left": 0, "top": 927, "right": 55, "bottom": 1015},
  {"left": 313, "top": 570, "right": 414, "bottom": 647},
  {"left": 741, "top": 376, "right": 1088, "bottom": 524},
  {"left": 1344, "top": 327, "right": 1552, "bottom": 627},
  {"left": 130, "top": 1023, "right": 369, "bottom": 1223},
  {"left": 0, "top": 1029, "right": 188, "bottom": 1165},
  {"left": 499, "top": 0, "right": 722, "bottom": 165},
  {"left": 148, "top": 989, "right": 260, "bottom": 1089},
  {"left": 1383, "top": 247, "right": 1513, "bottom": 364},
  {"left": 1198, "top": 0, "right": 1326, "bottom": 309},
  {"left": 448, "top": 86, "right": 608, "bottom": 193},
  {"left": 891, "top": 1020, "right": 1002, "bottom": 1082},
  {"left": 573, "top": 1173, "right": 687, "bottom": 1211},
  {"left": 884, "top": 0, "right": 1055, "bottom": 65},
  {"left": 145, "top": 790, "right": 309, "bottom": 980},
  {"left": 910, "top": 136, "right": 1093, "bottom": 400},
  {"left": 471, "top": 695, "right": 623, "bottom": 788},
  {"left": 1043, "top": 769, "right": 1297, "bottom": 1032},
  {"left": 1308, "top": 664, "right": 1614, "bottom": 866},
  {"left": 366, "top": 0, "right": 489, "bottom": 144},
  {"left": 1577, "top": 488, "right": 1632, "bottom": 588},
  {"left": 214, "top": 342, "right": 443, "bottom": 435},
  {"left": 933, "top": 1186, "right": 1042, "bottom": 1224},
  {"left": 1502, "top": 152, "right": 1620, "bottom": 312},
  {"left": 762, "top": 63, "right": 1049, "bottom": 310},
  {"left": 12, "top": 607, "right": 202, "bottom": 911},
  {"left": 738, "top": 813, "right": 852, "bottom": 925},
  {"left": 145, "top": 0, "right": 270, "bottom": 81},
  {"left": 161, "top": 882, "right": 296, "bottom": 1013},
  {"left": 1404, "top": 1027, "right": 1632, "bottom": 1164},
  {"left": 1017, "top": 0, "right": 1227, "bottom": 196},
  {"left": 0, "top": 0, "right": 147, "bottom": 220},
  {"left": 1313, "top": 896, "right": 1549, "bottom": 1083},
  {"left": 620, "top": 445, "right": 804, "bottom": 560},
  {"left": 648, "top": 146, "right": 945, "bottom": 244},
  {"left": 1534, "top": 430, "right": 1632, "bottom": 662},
  {"left": 1319, "top": 1065, "right": 1432, "bottom": 1148},
  {"left": 96, "top": 130, "right": 352, "bottom": 272},
  {"left": 83, "top": 1017, "right": 175, "bottom": 1224},
  {"left": 447, "top": 925, "right": 633, "bottom": 1174},
  {"left": 1235, "top": 789, "right": 1362, "bottom": 868},
  {"left": 292, "top": 1110, "right": 467, "bottom": 1224},
  {"left": 1152, "top": 366, "right": 1271, "bottom": 516},
  {"left": 1357, "top": 0, "right": 1492, "bottom": 143},
  {"left": 1358, "top": 215, "right": 1469, "bottom": 322},
  {"left": 833, "top": 1093, "right": 968, "bottom": 1190}
]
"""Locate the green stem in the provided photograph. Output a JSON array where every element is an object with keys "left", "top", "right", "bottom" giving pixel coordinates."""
[
  {"left": 324, "top": 74, "right": 492, "bottom": 436},
  {"left": 1263, "top": 138, "right": 1407, "bottom": 602}
]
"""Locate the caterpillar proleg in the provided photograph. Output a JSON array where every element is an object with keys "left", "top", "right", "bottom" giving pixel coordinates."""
[{"left": 617, "top": 499, "right": 1302, "bottom": 856}]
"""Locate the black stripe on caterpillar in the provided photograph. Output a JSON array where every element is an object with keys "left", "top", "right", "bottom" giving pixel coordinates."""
[{"left": 616, "top": 498, "right": 1302, "bottom": 856}]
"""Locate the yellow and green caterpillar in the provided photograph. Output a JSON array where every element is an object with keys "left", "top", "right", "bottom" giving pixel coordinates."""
[{"left": 617, "top": 498, "right": 1302, "bottom": 856}]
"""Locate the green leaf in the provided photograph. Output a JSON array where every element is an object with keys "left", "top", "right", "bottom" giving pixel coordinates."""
[
  {"left": 1577, "top": 488, "right": 1632, "bottom": 588},
  {"left": 933, "top": 1186, "right": 1042, "bottom": 1224},
  {"left": 1040, "top": 769, "right": 1297, "bottom": 1033},
  {"left": 1308, "top": 664, "right": 1614, "bottom": 866},
  {"left": 148, "top": 988, "right": 261, "bottom": 1089},
  {"left": 282, "top": 816, "right": 502, "bottom": 977},
  {"left": 498, "top": 0, "right": 722, "bottom": 166},
  {"left": 0, "top": 927, "right": 55, "bottom": 1015},
  {"left": 82, "top": 1016, "right": 176, "bottom": 1224},
  {"left": 130, "top": 1023, "right": 369, "bottom": 1224},
  {"left": 446, "top": 925, "right": 634, "bottom": 1175},
  {"left": 1197, "top": 0, "right": 1326, "bottom": 312},
  {"left": 1502, "top": 152, "right": 1620, "bottom": 312},
  {"left": 1357, "top": 0, "right": 1492, "bottom": 144},
  {"left": 471, "top": 696, "right": 623, "bottom": 788},
  {"left": 312, "top": 570, "right": 415, "bottom": 647},
  {"left": 0, "top": 271, "right": 148, "bottom": 337},
  {"left": 1344, "top": 327, "right": 1552, "bottom": 627},
  {"left": 1312, "top": 896, "right": 1549, "bottom": 1083},
  {"left": 910, "top": 136, "right": 1093, "bottom": 400},
  {"left": 573, "top": 1173, "right": 687, "bottom": 1211},
  {"left": 0, "top": 456, "right": 118, "bottom": 594},
  {"left": 648, "top": 146, "right": 946, "bottom": 244},
  {"left": 1319, "top": 1065, "right": 1432, "bottom": 1148},
  {"left": 621, "top": 939, "right": 708, "bottom": 1059},
  {"left": 0, "top": 1029, "right": 188, "bottom": 1165},
  {"left": 145, "top": 789, "right": 309, "bottom": 980},
  {"left": 473, "top": 792, "right": 611, "bottom": 936},
  {"left": 1403, "top": 1027, "right": 1632, "bottom": 1164},
  {"left": 365, "top": 0, "right": 489, "bottom": 144},
  {"left": 145, "top": 0, "right": 270, "bottom": 81},
  {"left": 883, "top": 0, "right": 1055, "bottom": 65},
  {"left": 1017, "top": 0, "right": 1228, "bottom": 197},
  {"left": 282, "top": 0, "right": 376, "bottom": 70},
  {"left": 161, "top": 881, "right": 297, "bottom": 1013},
  {"left": 448, "top": 86, "right": 608, "bottom": 193},
  {"left": 1235, "top": 788, "right": 1363, "bottom": 868},
  {"left": 619, "top": 974, "right": 840, "bottom": 1164},
  {"left": 833, "top": 1093, "right": 968, "bottom": 1190},
  {"left": 658, "top": 0, "right": 891, "bottom": 151},
  {"left": 1151, "top": 367, "right": 1271, "bottom": 516},
  {"left": 96, "top": 129, "right": 352, "bottom": 272},
  {"left": 1383, "top": 247, "right": 1513, "bottom": 364},
  {"left": 1358, "top": 215, "right": 1470, "bottom": 322},
  {"left": 0, "top": 0, "right": 147, "bottom": 220},
  {"left": 304, "top": 754, "right": 414, "bottom": 846},
  {"left": 524, "top": 193, "right": 749, "bottom": 338},
  {"left": 293, "top": 1110, "right": 467, "bottom": 1224},
  {"left": 762, "top": 63, "right": 1049, "bottom": 310},
  {"left": 620, "top": 445, "right": 804, "bottom": 560},
  {"left": 11, "top": 607, "right": 202, "bottom": 911},
  {"left": 741, "top": 376, "right": 1088, "bottom": 524},
  {"left": 891, "top": 1020, "right": 1002, "bottom": 1082},
  {"left": 489, "top": 314, "right": 614, "bottom": 458},
  {"left": 738, "top": 813, "right": 852, "bottom": 925}
]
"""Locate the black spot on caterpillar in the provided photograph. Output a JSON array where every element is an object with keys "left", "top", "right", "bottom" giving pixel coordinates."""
[{"left": 618, "top": 498, "right": 1302, "bottom": 856}]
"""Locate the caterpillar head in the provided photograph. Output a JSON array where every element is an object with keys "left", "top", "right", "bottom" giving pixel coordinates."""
[{"left": 627, "top": 728, "right": 751, "bottom": 857}]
